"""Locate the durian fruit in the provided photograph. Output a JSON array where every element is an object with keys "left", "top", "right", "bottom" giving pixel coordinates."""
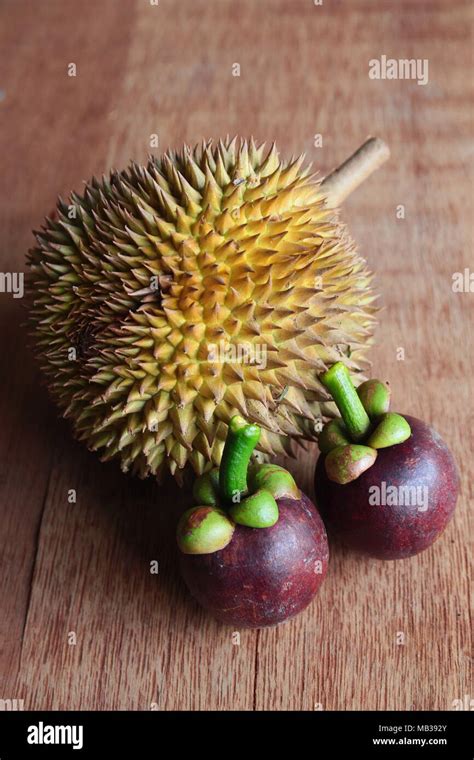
[{"left": 26, "top": 137, "right": 387, "bottom": 482}]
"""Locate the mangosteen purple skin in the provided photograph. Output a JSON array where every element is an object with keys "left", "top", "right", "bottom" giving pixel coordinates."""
[
  {"left": 315, "top": 416, "right": 459, "bottom": 559},
  {"left": 179, "top": 493, "right": 329, "bottom": 628}
]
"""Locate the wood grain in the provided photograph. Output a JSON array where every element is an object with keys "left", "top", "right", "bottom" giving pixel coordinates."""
[{"left": 0, "top": 0, "right": 472, "bottom": 710}]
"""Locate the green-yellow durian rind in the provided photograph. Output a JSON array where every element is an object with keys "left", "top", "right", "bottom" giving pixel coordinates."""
[{"left": 26, "top": 137, "right": 376, "bottom": 482}]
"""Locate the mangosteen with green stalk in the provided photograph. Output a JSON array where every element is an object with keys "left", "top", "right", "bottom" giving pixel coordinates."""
[
  {"left": 314, "top": 362, "right": 459, "bottom": 559},
  {"left": 177, "top": 415, "right": 329, "bottom": 628}
]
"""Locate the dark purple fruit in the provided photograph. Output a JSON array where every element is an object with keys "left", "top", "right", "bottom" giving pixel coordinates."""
[
  {"left": 315, "top": 416, "right": 459, "bottom": 559},
  {"left": 179, "top": 493, "right": 329, "bottom": 628}
]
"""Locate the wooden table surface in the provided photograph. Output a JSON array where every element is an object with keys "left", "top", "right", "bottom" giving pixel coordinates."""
[{"left": 1, "top": 0, "right": 472, "bottom": 711}]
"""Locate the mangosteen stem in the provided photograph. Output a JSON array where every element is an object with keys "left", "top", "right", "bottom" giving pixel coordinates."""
[
  {"left": 219, "top": 416, "right": 261, "bottom": 505},
  {"left": 320, "top": 362, "right": 371, "bottom": 442}
]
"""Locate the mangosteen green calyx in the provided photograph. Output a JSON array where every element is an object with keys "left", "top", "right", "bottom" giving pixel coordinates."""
[
  {"left": 177, "top": 415, "right": 290, "bottom": 550},
  {"left": 177, "top": 415, "right": 329, "bottom": 627},
  {"left": 315, "top": 362, "right": 459, "bottom": 559},
  {"left": 318, "top": 362, "right": 410, "bottom": 484}
]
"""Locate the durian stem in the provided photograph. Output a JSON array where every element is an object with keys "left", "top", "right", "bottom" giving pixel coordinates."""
[
  {"left": 321, "top": 137, "right": 390, "bottom": 208},
  {"left": 219, "top": 416, "right": 261, "bottom": 505},
  {"left": 320, "top": 362, "right": 371, "bottom": 442}
]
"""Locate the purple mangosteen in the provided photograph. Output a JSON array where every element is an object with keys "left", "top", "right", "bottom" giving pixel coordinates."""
[
  {"left": 176, "top": 416, "right": 329, "bottom": 627},
  {"left": 314, "top": 363, "right": 459, "bottom": 559}
]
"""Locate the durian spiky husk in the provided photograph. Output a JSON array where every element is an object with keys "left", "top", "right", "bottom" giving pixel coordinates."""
[{"left": 27, "top": 138, "right": 376, "bottom": 482}]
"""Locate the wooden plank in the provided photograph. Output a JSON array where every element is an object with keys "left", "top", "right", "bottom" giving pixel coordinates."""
[
  {"left": 0, "top": 0, "right": 138, "bottom": 699},
  {"left": 0, "top": 0, "right": 471, "bottom": 710},
  {"left": 0, "top": 303, "right": 57, "bottom": 696}
]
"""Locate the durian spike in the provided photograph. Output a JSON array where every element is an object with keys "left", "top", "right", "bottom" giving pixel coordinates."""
[{"left": 321, "top": 137, "right": 390, "bottom": 209}]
